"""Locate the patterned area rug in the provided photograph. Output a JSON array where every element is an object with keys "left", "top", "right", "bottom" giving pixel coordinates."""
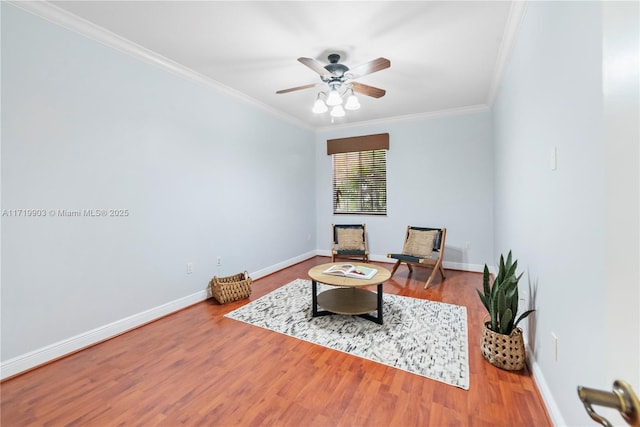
[{"left": 225, "top": 279, "right": 469, "bottom": 389}]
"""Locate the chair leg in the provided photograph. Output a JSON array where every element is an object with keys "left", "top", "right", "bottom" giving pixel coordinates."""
[
  {"left": 424, "top": 269, "right": 437, "bottom": 289},
  {"left": 424, "top": 263, "right": 446, "bottom": 290},
  {"left": 390, "top": 260, "right": 402, "bottom": 276},
  {"left": 407, "top": 263, "right": 413, "bottom": 274}
]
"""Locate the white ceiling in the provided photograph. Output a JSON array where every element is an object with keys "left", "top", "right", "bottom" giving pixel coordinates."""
[{"left": 41, "top": 1, "right": 521, "bottom": 129}]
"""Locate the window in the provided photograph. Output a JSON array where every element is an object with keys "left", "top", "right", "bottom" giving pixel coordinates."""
[
  {"left": 327, "top": 133, "right": 389, "bottom": 215},
  {"left": 333, "top": 149, "right": 387, "bottom": 215}
]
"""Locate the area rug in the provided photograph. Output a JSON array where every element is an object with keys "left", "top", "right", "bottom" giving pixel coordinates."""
[{"left": 225, "top": 279, "right": 469, "bottom": 389}]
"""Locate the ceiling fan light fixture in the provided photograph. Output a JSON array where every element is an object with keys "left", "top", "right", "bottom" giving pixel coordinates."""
[
  {"left": 312, "top": 93, "right": 328, "bottom": 114},
  {"left": 344, "top": 91, "right": 361, "bottom": 110},
  {"left": 330, "top": 105, "right": 345, "bottom": 118},
  {"left": 277, "top": 54, "right": 390, "bottom": 121},
  {"left": 326, "top": 88, "right": 343, "bottom": 106}
]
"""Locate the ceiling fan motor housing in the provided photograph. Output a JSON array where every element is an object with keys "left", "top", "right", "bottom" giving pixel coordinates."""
[{"left": 324, "top": 54, "right": 349, "bottom": 79}]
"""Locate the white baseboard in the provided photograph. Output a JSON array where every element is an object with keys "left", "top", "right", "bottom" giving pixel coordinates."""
[
  {"left": 442, "top": 261, "right": 484, "bottom": 273},
  {"left": 530, "top": 356, "right": 566, "bottom": 426},
  {"left": 0, "top": 290, "right": 208, "bottom": 380},
  {"left": 250, "top": 251, "right": 317, "bottom": 279},
  {"left": 0, "top": 251, "right": 318, "bottom": 380}
]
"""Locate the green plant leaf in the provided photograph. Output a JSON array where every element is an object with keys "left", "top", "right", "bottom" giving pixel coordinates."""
[
  {"left": 510, "top": 288, "right": 519, "bottom": 318},
  {"left": 497, "top": 287, "right": 507, "bottom": 325},
  {"left": 506, "top": 279, "right": 518, "bottom": 301},
  {"left": 506, "top": 251, "right": 513, "bottom": 269},
  {"left": 505, "top": 259, "right": 518, "bottom": 279},
  {"left": 482, "top": 265, "right": 490, "bottom": 296},
  {"left": 489, "top": 279, "right": 499, "bottom": 306},
  {"left": 477, "top": 289, "right": 489, "bottom": 312},
  {"left": 514, "top": 309, "right": 536, "bottom": 329},
  {"left": 496, "top": 254, "right": 506, "bottom": 283},
  {"left": 490, "top": 290, "right": 499, "bottom": 331},
  {"left": 501, "top": 308, "right": 513, "bottom": 334}
]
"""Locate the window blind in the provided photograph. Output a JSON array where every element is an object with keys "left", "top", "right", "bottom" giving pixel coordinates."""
[{"left": 333, "top": 149, "right": 387, "bottom": 215}]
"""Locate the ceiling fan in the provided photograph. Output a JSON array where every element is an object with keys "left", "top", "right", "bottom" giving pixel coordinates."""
[{"left": 276, "top": 54, "right": 390, "bottom": 116}]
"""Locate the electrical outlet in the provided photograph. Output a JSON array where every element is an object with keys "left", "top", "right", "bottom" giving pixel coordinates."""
[
  {"left": 551, "top": 332, "right": 558, "bottom": 361},
  {"left": 187, "top": 262, "right": 194, "bottom": 274},
  {"left": 217, "top": 257, "right": 222, "bottom": 266}
]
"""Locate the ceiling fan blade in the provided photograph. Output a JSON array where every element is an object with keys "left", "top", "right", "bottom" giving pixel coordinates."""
[
  {"left": 346, "top": 57, "right": 390, "bottom": 79},
  {"left": 276, "top": 83, "right": 317, "bottom": 94},
  {"left": 352, "top": 82, "right": 386, "bottom": 98},
  {"left": 298, "top": 57, "right": 331, "bottom": 78}
]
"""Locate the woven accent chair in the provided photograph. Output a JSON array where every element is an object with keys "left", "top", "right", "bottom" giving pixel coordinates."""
[
  {"left": 387, "top": 226, "right": 447, "bottom": 289},
  {"left": 331, "top": 224, "right": 369, "bottom": 263}
]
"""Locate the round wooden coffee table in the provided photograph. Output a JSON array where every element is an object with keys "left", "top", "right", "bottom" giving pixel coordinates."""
[{"left": 308, "top": 262, "right": 391, "bottom": 324}]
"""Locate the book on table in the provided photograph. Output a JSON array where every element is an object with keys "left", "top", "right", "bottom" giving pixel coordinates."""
[{"left": 322, "top": 264, "right": 378, "bottom": 280}]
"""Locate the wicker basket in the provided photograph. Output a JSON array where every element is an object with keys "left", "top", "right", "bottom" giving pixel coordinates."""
[
  {"left": 209, "top": 271, "right": 252, "bottom": 304},
  {"left": 481, "top": 322, "right": 526, "bottom": 371}
]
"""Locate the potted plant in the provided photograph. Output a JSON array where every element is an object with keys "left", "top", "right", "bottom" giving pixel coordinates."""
[{"left": 477, "top": 251, "right": 535, "bottom": 370}]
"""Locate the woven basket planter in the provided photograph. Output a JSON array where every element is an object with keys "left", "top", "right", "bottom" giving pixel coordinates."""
[
  {"left": 481, "top": 322, "right": 526, "bottom": 371},
  {"left": 209, "top": 271, "right": 252, "bottom": 304}
]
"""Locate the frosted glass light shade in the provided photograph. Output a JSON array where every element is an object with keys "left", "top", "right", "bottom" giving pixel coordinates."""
[
  {"left": 312, "top": 98, "right": 328, "bottom": 113},
  {"left": 326, "top": 89, "right": 343, "bottom": 106},
  {"left": 344, "top": 93, "right": 361, "bottom": 110},
  {"left": 330, "top": 105, "right": 345, "bottom": 117}
]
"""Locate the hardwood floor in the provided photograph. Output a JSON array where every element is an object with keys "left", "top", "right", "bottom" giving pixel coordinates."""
[{"left": 1, "top": 257, "right": 552, "bottom": 426}]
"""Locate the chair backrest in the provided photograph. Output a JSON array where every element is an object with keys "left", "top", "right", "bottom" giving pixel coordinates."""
[
  {"left": 406, "top": 226, "right": 444, "bottom": 252},
  {"left": 332, "top": 224, "right": 366, "bottom": 245}
]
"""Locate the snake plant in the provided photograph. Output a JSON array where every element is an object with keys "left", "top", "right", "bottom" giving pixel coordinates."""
[{"left": 477, "top": 251, "right": 535, "bottom": 335}]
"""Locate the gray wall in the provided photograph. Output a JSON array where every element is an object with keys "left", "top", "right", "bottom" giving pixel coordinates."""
[
  {"left": 1, "top": 4, "right": 316, "bottom": 366},
  {"left": 493, "top": 2, "right": 639, "bottom": 425},
  {"left": 314, "top": 111, "right": 495, "bottom": 272}
]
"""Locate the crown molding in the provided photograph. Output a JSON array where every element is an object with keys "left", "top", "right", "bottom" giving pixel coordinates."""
[
  {"left": 315, "top": 104, "right": 491, "bottom": 133},
  {"left": 486, "top": 1, "right": 528, "bottom": 107},
  {"left": 7, "top": 1, "right": 313, "bottom": 131},
  {"left": 8, "top": 1, "right": 514, "bottom": 134}
]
